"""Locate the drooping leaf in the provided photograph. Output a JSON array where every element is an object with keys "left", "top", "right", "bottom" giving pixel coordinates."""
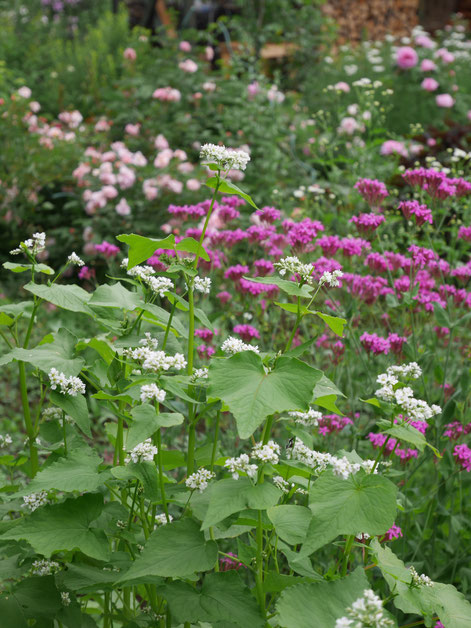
[
  {"left": 162, "top": 571, "right": 265, "bottom": 627},
  {"left": 50, "top": 391, "right": 91, "bottom": 437},
  {"left": 116, "top": 233, "right": 175, "bottom": 269},
  {"left": 208, "top": 352, "right": 322, "bottom": 438},
  {"left": 3, "top": 262, "right": 54, "bottom": 275},
  {"left": 267, "top": 505, "right": 312, "bottom": 545},
  {"left": 206, "top": 177, "right": 258, "bottom": 209},
  {"left": 313, "top": 311, "right": 347, "bottom": 337},
  {"left": 111, "top": 461, "right": 159, "bottom": 501},
  {"left": 88, "top": 283, "right": 142, "bottom": 311},
  {"left": 243, "top": 276, "right": 312, "bottom": 298},
  {"left": 202, "top": 478, "right": 281, "bottom": 529},
  {"left": 17, "top": 448, "right": 106, "bottom": 495},
  {"left": 0, "top": 494, "right": 109, "bottom": 561},
  {"left": 117, "top": 519, "right": 217, "bottom": 581},
  {"left": 127, "top": 406, "right": 184, "bottom": 449},
  {"left": 276, "top": 567, "right": 370, "bottom": 628},
  {"left": 175, "top": 237, "right": 210, "bottom": 261},
  {"left": 0, "top": 595, "right": 28, "bottom": 628},
  {"left": 302, "top": 471, "right": 397, "bottom": 554},
  {"left": 10, "top": 576, "right": 62, "bottom": 620},
  {"left": 24, "top": 282, "right": 92, "bottom": 314}
]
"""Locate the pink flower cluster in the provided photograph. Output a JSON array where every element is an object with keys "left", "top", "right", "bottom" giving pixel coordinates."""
[
  {"left": 444, "top": 422, "right": 471, "bottom": 440},
  {"left": 453, "top": 443, "right": 471, "bottom": 472},
  {"left": 403, "top": 168, "right": 471, "bottom": 199},
  {"left": 233, "top": 324, "right": 260, "bottom": 342},
  {"left": 349, "top": 212, "right": 386, "bottom": 235},
  {"left": 318, "top": 414, "right": 353, "bottom": 435},
  {"left": 380, "top": 524, "right": 403, "bottom": 542},
  {"left": 354, "top": 178, "right": 389, "bottom": 206},
  {"left": 360, "top": 332, "right": 407, "bottom": 355},
  {"left": 398, "top": 201, "right": 433, "bottom": 226},
  {"left": 368, "top": 432, "right": 418, "bottom": 462}
]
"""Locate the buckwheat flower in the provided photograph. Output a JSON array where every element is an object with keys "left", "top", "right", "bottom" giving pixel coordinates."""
[
  {"left": 221, "top": 336, "right": 260, "bottom": 355},
  {"left": 194, "top": 276, "right": 211, "bottom": 294},
  {"left": 185, "top": 468, "right": 215, "bottom": 492},
  {"left": 336, "top": 589, "right": 393, "bottom": 627},
  {"left": 273, "top": 475, "right": 291, "bottom": 493},
  {"left": 146, "top": 276, "right": 174, "bottom": 297},
  {"left": 275, "top": 256, "right": 314, "bottom": 282},
  {"left": 319, "top": 269, "right": 344, "bottom": 287},
  {"left": 0, "top": 434, "right": 12, "bottom": 447},
  {"left": 409, "top": 566, "right": 434, "bottom": 587},
  {"left": 252, "top": 440, "right": 281, "bottom": 464},
  {"left": 140, "top": 332, "right": 159, "bottom": 349},
  {"left": 31, "top": 559, "right": 60, "bottom": 576},
  {"left": 288, "top": 408, "right": 323, "bottom": 427},
  {"left": 23, "top": 491, "right": 48, "bottom": 512},
  {"left": 60, "top": 592, "right": 71, "bottom": 606},
  {"left": 331, "top": 456, "right": 361, "bottom": 480},
  {"left": 155, "top": 513, "right": 173, "bottom": 525},
  {"left": 48, "top": 368, "right": 86, "bottom": 396},
  {"left": 140, "top": 384, "right": 166, "bottom": 403},
  {"left": 200, "top": 143, "right": 250, "bottom": 171},
  {"left": 224, "top": 453, "right": 258, "bottom": 480},
  {"left": 10, "top": 232, "right": 46, "bottom": 256},
  {"left": 125, "top": 439, "right": 158, "bottom": 464},
  {"left": 191, "top": 367, "right": 209, "bottom": 382},
  {"left": 67, "top": 252, "right": 85, "bottom": 266}
]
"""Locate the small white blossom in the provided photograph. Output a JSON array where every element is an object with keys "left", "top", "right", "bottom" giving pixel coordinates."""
[
  {"left": 146, "top": 276, "right": 174, "bottom": 297},
  {"left": 23, "top": 491, "right": 48, "bottom": 512},
  {"left": 67, "top": 252, "right": 85, "bottom": 266},
  {"left": 42, "top": 407, "right": 63, "bottom": 421},
  {"left": 252, "top": 440, "right": 281, "bottom": 464},
  {"left": 200, "top": 143, "right": 250, "bottom": 171},
  {"left": 10, "top": 232, "right": 46, "bottom": 257},
  {"left": 335, "top": 589, "right": 393, "bottom": 628},
  {"left": 155, "top": 513, "right": 173, "bottom": 525},
  {"left": 125, "top": 439, "right": 158, "bottom": 464},
  {"left": 288, "top": 408, "right": 322, "bottom": 427},
  {"left": 273, "top": 475, "right": 291, "bottom": 493},
  {"left": 139, "top": 332, "right": 159, "bottom": 349},
  {"left": 194, "top": 276, "right": 211, "bottom": 294},
  {"left": 224, "top": 453, "right": 258, "bottom": 480},
  {"left": 185, "top": 468, "right": 215, "bottom": 492},
  {"left": 275, "top": 256, "right": 314, "bottom": 282},
  {"left": 0, "top": 434, "right": 12, "bottom": 447},
  {"left": 319, "top": 269, "right": 344, "bottom": 288},
  {"left": 31, "top": 559, "right": 61, "bottom": 576},
  {"left": 140, "top": 384, "right": 166, "bottom": 403},
  {"left": 221, "top": 336, "right": 260, "bottom": 355},
  {"left": 60, "top": 592, "right": 71, "bottom": 606},
  {"left": 409, "top": 566, "right": 434, "bottom": 587},
  {"left": 191, "top": 367, "right": 209, "bottom": 382},
  {"left": 48, "top": 368, "right": 85, "bottom": 396}
]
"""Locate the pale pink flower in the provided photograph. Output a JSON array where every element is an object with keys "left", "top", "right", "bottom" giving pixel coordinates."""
[
  {"left": 421, "top": 59, "right": 437, "bottom": 72},
  {"left": 179, "top": 41, "right": 192, "bottom": 52},
  {"left": 205, "top": 46, "right": 214, "bottom": 61},
  {"left": 436, "top": 93, "right": 455, "bottom": 108},
  {"left": 203, "top": 81, "right": 216, "bottom": 92},
  {"left": 154, "top": 149, "right": 173, "bottom": 169},
  {"left": 29, "top": 101, "right": 41, "bottom": 113},
  {"left": 338, "top": 117, "right": 359, "bottom": 135},
  {"left": 125, "top": 123, "right": 140, "bottom": 136},
  {"left": 247, "top": 81, "right": 260, "bottom": 99},
  {"left": 334, "top": 81, "right": 350, "bottom": 92},
  {"left": 116, "top": 198, "right": 131, "bottom": 216},
  {"left": 186, "top": 178, "right": 201, "bottom": 191},
  {"left": 422, "top": 78, "right": 439, "bottom": 92},
  {"left": 154, "top": 134, "right": 169, "bottom": 150},
  {"left": 18, "top": 86, "right": 32, "bottom": 99},
  {"left": 178, "top": 59, "right": 198, "bottom": 73},
  {"left": 396, "top": 46, "right": 418, "bottom": 69},
  {"left": 123, "top": 47, "right": 137, "bottom": 61}
]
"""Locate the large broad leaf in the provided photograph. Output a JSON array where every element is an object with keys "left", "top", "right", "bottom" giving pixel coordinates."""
[
  {"left": 302, "top": 471, "right": 397, "bottom": 554},
  {"left": 379, "top": 420, "right": 439, "bottom": 456},
  {"left": 312, "top": 374, "right": 345, "bottom": 414},
  {"left": 162, "top": 571, "right": 265, "bottom": 627},
  {"left": 433, "top": 582, "right": 471, "bottom": 628},
  {"left": 0, "top": 494, "right": 109, "bottom": 561},
  {"left": 111, "top": 461, "right": 159, "bottom": 501},
  {"left": 0, "top": 596, "right": 29, "bottom": 628},
  {"left": 276, "top": 567, "right": 369, "bottom": 628},
  {"left": 24, "top": 283, "right": 91, "bottom": 314},
  {"left": 50, "top": 391, "right": 91, "bottom": 437},
  {"left": 3, "top": 262, "right": 54, "bottom": 275},
  {"left": 116, "top": 233, "right": 210, "bottom": 269},
  {"left": 0, "top": 328, "right": 84, "bottom": 376},
  {"left": 313, "top": 311, "right": 347, "bottom": 337},
  {"left": 267, "top": 505, "right": 312, "bottom": 545},
  {"left": 202, "top": 478, "right": 282, "bottom": 529},
  {"left": 10, "top": 576, "right": 62, "bottom": 621},
  {"left": 88, "top": 283, "right": 142, "bottom": 311},
  {"left": 243, "top": 276, "right": 313, "bottom": 298},
  {"left": 208, "top": 352, "right": 322, "bottom": 438},
  {"left": 17, "top": 448, "right": 106, "bottom": 495},
  {"left": 116, "top": 519, "right": 217, "bottom": 582},
  {"left": 206, "top": 177, "right": 258, "bottom": 209},
  {"left": 127, "top": 405, "right": 184, "bottom": 449}
]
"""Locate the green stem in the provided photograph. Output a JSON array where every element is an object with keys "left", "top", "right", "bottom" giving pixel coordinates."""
[
  {"left": 116, "top": 417, "right": 124, "bottom": 466},
  {"left": 284, "top": 297, "right": 301, "bottom": 352},
  {"left": 139, "top": 495, "right": 150, "bottom": 540},
  {"left": 210, "top": 409, "right": 221, "bottom": 473},
  {"left": 156, "top": 429, "right": 170, "bottom": 522},
  {"left": 341, "top": 535, "right": 355, "bottom": 576},
  {"left": 372, "top": 435, "right": 390, "bottom": 474},
  {"left": 18, "top": 362, "right": 38, "bottom": 477},
  {"left": 187, "top": 287, "right": 195, "bottom": 376},
  {"left": 255, "top": 510, "right": 266, "bottom": 616},
  {"left": 187, "top": 421, "right": 196, "bottom": 475},
  {"left": 62, "top": 413, "right": 68, "bottom": 456},
  {"left": 193, "top": 177, "right": 220, "bottom": 271},
  {"left": 162, "top": 299, "right": 177, "bottom": 351}
]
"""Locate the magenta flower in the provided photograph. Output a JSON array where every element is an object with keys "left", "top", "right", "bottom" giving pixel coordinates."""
[
  {"left": 233, "top": 324, "right": 260, "bottom": 343},
  {"left": 453, "top": 444, "right": 471, "bottom": 471},
  {"left": 396, "top": 46, "right": 419, "bottom": 69},
  {"left": 349, "top": 213, "right": 386, "bottom": 235},
  {"left": 380, "top": 524, "right": 403, "bottom": 542},
  {"left": 95, "top": 241, "right": 120, "bottom": 258},
  {"left": 354, "top": 178, "right": 388, "bottom": 206}
]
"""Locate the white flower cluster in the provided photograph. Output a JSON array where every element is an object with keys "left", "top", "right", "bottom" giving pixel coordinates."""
[
  {"left": 67, "top": 252, "right": 85, "bottom": 266},
  {"left": 124, "top": 342, "right": 186, "bottom": 373},
  {"left": 375, "top": 363, "right": 441, "bottom": 421},
  {"left": 140, "top": 384, "right": 166, "bottom": 403},
  {"left": 61, "top": 592, "right": 71, "bottom": 606},
  {"left": 31, "top": 559, "right": 61, "bottom": 576},
  {"left": 319, "top": 269, "right": 344, "bottom": 288},
  {"left": 0, "top": 434, "right": 12, "bottom": 447},
  {"left": 155, "top": 513, "right": 173, "bottom": 525},
  {"left": 275, "top": 256, "right": 314, "bottom": 282},
  {"left": 48, "top": 368, "right": 86, "bottom": 396},
  {"left": 200, "top": 143, "right": 250, "bottom": 171},
  {"left": 288, "top": 438, "right": 377, "bottom": 480},
  {"left": 224, "top": 453, "right": 258, "bottom": 480},
  {"left": 252, "top": 440, "right": 281, "bottom": 464},
  {"left": 23, "top": 491, "right": 48, "bottom": 512},
  {"left": 221, "top": 336, "right": 260, "bottom": 355},
  {"left": 125, "top": 439, "right": 158, "bottom": 464},
  {"left": 272, "top": 475, "right": 307, "bottom": 496},
  {"left": 42, "top": 407, "right": 63, "bottom": 421},
  {"left": 194, "top": 276, "right": 211, "bottom": 294},
  {"left": 121, "top": 259, "right": 174, "bottom": 297},
  {"left": 10, "top": 232, "right": 46, "bottom": 256},
  {"left": 409, "top": 566, "right": 434, "bottom": 588},
  {"left": 288, "top": 408, "right": 323, "bottom": 427},
  {"left": 191, "top": 367, "right": 209, "bottom": 382},
  {"left": 185, "top": 467, "right": 215, "bottom": 492},
  {"left": 140, "top": 332, "right": 159, "bottom": 349},
  {"left": 335, "top": 589, "right": 393, "bottom": 628}
]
